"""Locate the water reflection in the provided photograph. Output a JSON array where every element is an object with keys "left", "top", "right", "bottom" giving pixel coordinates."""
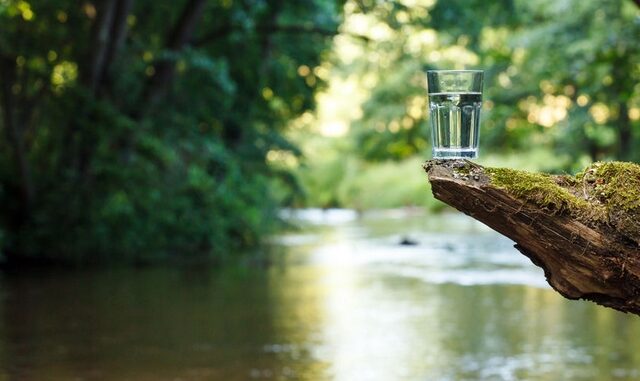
[
  {"left": 0, "top": 268, "right": 293, "bottom": 380},
  {"left": 275, "top": 210, "right": 640, "bottom": 381},
  {"left": 0, "top": 210, "right": 638, "bottom": 380}
]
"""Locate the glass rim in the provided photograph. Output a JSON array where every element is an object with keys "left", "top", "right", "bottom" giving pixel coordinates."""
[{"left": 426, "top": 69, "right": 483, "bottom": 74}]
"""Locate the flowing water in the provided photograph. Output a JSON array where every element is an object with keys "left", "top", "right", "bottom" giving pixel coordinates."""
[{"left": 0, "top": 210, "right": 639, "bottom": 380}]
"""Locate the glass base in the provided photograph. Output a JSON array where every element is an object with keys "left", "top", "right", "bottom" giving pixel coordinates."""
[{"left": 432, "top": 148, "right": 477, "bottom": 159}]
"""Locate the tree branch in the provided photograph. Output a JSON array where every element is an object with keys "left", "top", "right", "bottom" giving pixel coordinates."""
[{"left": 424, "top": 160, "right": 640, "bottom": 315}]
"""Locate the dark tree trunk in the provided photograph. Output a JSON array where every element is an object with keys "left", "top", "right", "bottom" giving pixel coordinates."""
[
  {"left": 0, "top": 56, "right": 35, "bottom": 212},
  {"left": 618, "top": 101, "right": 631, "bottom": 161},
  {"left": 100, "top": 0, "right": 134, "bottom": 94},
  {"left": 424, "top": 159, "right": 640, "bottom": 315},
  {"left": 83, "top": 0, "right": 118, "bottom": 93},
  {"left": 139, "top": 0, "right": 208, "bottom": 109},
  {"left": 73, "top": 0, "right": 133, "bottom": 183}
]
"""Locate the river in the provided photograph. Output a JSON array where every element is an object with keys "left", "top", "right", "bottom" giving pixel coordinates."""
[{"left": 0, "top": 210, "right": 638, "bottom": 380}]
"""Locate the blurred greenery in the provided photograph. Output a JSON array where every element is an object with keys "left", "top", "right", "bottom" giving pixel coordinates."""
[
  {"left": 0, "top": 0, "right": 342, "bottom": 263},
  {"left": 282, "top": 0, "right": 640, "bottom": 211},
  {"left": 0, "top": 0, "right": 639, "bottom": 264},
  {"left": 343, "top": 0, "right": 640, "bottom": 164}
]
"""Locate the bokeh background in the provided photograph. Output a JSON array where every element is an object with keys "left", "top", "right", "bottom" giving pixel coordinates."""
[
  {"left": 0, "top": 0, "right": 640, "bottom": 380},
  {"left": 0, "top": 0, "right": 638, "bottom": 263}
]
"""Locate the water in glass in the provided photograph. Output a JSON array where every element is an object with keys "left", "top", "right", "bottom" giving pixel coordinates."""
[{"left": 429, "top": 92, "right": 482, "bottom": 159}]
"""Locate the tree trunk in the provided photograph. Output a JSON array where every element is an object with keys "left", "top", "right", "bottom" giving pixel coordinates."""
[
  {"left": 100, "top": 0, "right": 134, "bottom": 94},
  {"left": 618, "top": 101, "right": 631, "bottom": 161},
  {"left": 423, "top": 159, "right": 640, "bottom": 315},
  {"left": 0, "top": 56, "right": 35, "bottom": 212},
  {"left": 139, "top": 0, "right": 208, "bottom": 109},
  {"left": 82, "top": 0, "right": 118, "bottom": 93}
]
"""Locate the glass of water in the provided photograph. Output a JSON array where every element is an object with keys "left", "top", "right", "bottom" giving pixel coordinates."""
[{"left": 427, "top": 70, "right": 484, "bottom": 159}]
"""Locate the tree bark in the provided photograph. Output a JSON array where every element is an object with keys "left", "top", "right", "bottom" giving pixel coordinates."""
[{"left": 423, "top": 159, "right": 640, "bottom": 315}]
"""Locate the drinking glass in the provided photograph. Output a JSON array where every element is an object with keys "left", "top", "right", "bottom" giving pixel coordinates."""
[{"left": 427, "top": 70, "right": 484, "bottom": 159}]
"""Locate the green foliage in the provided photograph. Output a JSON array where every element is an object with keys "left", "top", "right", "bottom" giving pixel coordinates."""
[
  {"left": 3, "top": 0, "right": 639, "bottom": 262},
  {"left": 338, "top": 157, "right": 445, "bottom": 210},
  {"left": 336, "top": 0, "right": 640, "bottom": 166},
  {"left": 293, "top": 141, "right": 570, "bottom": 211},
  {"left": 293, "top": 152, "right": 445, "bottom": 211},
  {"left": 0, "top": 0, "right": 342, "bottom": 263}
]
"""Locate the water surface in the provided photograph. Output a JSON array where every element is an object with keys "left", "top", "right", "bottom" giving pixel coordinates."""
[{"left": 0, "top": 210, "right": 638, "bottom": 380}]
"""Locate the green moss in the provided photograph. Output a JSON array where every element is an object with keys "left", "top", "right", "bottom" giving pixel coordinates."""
[
  {"left": 453, "top": 164, "right": 472, "bottom": 176},
  {"left": 581, "top": 162, "right": 640, "bottom": 238},
  {"left": 486, "top": 167, "right": 590, "bottom": 213},
  {"left": 485, "top": 162, "right": 640, "bottom": 236},
  {"left": 587, "top": 162, "right": 640, "bottom": 212}
]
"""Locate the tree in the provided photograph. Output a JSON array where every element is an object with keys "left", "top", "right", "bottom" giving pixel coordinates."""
[
  {"left": 0, "top": 0, "right": 343, "bottom": 263},
  {"left": 337, "top": 0, "right": 640, "bottom": 166}
]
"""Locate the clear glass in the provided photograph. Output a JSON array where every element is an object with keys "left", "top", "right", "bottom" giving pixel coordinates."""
[{"left": 427, "top": 70, "right": 484, "bottom": 159}]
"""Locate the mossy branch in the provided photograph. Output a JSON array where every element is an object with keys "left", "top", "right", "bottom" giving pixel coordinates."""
[{"left": 424, "top": 160, "right": 640, "bottom": 315}]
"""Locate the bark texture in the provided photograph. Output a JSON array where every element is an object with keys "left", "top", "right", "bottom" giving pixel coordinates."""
[{"left": 424, "top": 159, "right": 640, "bottom": 315}]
